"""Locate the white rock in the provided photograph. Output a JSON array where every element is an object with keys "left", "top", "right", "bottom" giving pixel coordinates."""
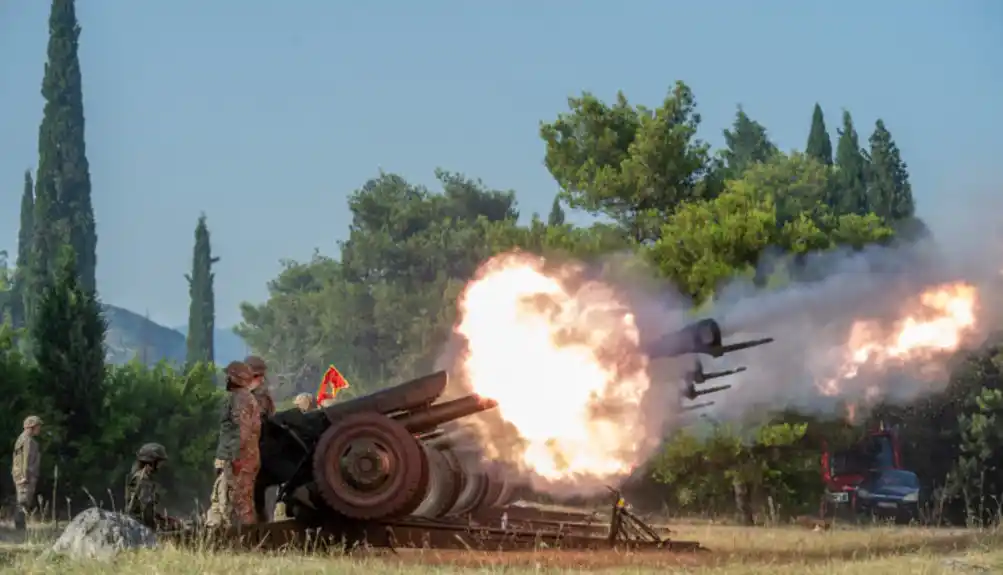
[{"left": 46, "top": 507, "right": 157, "bottom": 561}]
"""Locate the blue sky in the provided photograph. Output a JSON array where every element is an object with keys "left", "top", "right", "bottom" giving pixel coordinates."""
[{"left": 1, "top": 1, "right": 1000, "bottom": 328}]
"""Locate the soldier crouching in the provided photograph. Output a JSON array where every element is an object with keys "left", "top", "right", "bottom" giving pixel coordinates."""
[
  {"left": 206, "top": 361, "right": 261, "bottom": 528},
  {"left": 125, "top": 442, "right": 170, "bottom": 530}
]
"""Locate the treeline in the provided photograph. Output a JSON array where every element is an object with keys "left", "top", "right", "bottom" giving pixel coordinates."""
[
  {"left": 237, "top": 85, "right": 916, "bottom": 398},
  {"left": 0, "top": 0, "right": 222, "bottom": 516}
]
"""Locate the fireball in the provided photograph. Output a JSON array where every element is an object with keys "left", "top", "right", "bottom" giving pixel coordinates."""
[
  {"left": 453, "top": 252, "right": 651, "bottom": 482},
  {"left": 819, "top": 282, "right": 978, "bottom": 397}
]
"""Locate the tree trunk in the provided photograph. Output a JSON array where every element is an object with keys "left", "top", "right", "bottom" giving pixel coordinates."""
[{"left": 733, "top": 479, "right": 754, "bottom": 526}]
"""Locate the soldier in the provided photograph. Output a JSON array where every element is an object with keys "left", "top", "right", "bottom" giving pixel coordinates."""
[
  {"left": 125, "top": 443, "right": 169, "bottom": 529},
  {"left": 293, "top": 393, "right": 313, "bottom": 413},
  {"left": 245, "top": 355, "right": 276, "bottom": 420},
  {"left": 206, "top": 361, "right": 261, "bottom": 528},
  {"left": 11, "top": 415, "right": 42, "bottom": 531}
]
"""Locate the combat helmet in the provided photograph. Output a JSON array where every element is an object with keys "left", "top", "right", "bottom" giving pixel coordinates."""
[
  {"left": 22, "top": 415, "right": 42, "bottom": 430},
  {"left": 225, "top": 360, "right": 253, "bottom": 387},
  {"left": 136, "top": 442, "right": 168, "bottom": 463},
  {"left": 245, "top": 355, "right": 268, "bottom": 377}
]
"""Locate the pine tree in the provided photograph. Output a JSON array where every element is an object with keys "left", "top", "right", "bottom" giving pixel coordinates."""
[
  {"left": 867, "top": 119, "right": 915, "bottom": 221},
  {"left": 547, "top": 195, "right": 566, "bottom": 226},
  {"left": 12, "top": 171, "right": 35, "bottom": 328},
  {"left": 185, "top": 214, "right": 218, "bottom": 368},
  {"left": 806, "top": 103, "right": 833, "bottom": 166},
  {"left": 31, "top": 245, "right": 107, "bottom": 470},
  {"left": 721, "top": 106, "right": 778, "bottom": 178},
  {"left": 33, "top": 0, "right": 97, "bottom": 295},
  {"left": 833, "top": 110, "right": 870, "bottom": 216}
]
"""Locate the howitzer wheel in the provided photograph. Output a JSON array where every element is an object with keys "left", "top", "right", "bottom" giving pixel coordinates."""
[
  {"left": 312, "top": 411, "right": 429, "bottom": 520},
  {"left": 413, "top": 444, "right": 463, "bottom": 519},
  {"left": 447, "top": 455, "right": 489, "bottom": 517},
  {"left": 473, "top": 461, "right": 508, "bottom": 514}
]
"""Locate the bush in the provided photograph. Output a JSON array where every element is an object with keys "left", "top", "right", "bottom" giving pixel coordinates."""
[{"left": 0, "top": 339, "right": 222, "bottom": 517}]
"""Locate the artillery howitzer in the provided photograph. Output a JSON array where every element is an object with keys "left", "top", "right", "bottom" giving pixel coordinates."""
[{"left": 170, "top": 318, "right": 770, "bottom": 552}]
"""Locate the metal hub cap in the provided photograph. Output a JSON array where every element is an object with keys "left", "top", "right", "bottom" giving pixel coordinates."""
[{"left": 341, "top": 439, "right": 392, "bottom": 491}]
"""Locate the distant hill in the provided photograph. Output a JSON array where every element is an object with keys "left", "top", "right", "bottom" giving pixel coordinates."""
[
  {"left": 173, "top": 323, "right": 249, "bottom": 366},
  {"left": 101, "top": 304, "right": 249, "bottom": 366},
  {"left": 103, "top": 305, "right": 186, "bottom": 365}
]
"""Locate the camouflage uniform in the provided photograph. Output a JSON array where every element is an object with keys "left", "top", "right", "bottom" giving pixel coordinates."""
[
  {"left": 245, "top": 355, "right": 276, "bottom": 420},
  {"left": 11, "top": 416, "right": 42, "bottom": 530},
  {"left": 246, "top": 355, "right": 277, "bottom": 523},
  {"left": 207, "top": 361, "right": 261, "bottom": 528},
  {"left": 125, "top": 442, "right": 167, "bottom": 529}
]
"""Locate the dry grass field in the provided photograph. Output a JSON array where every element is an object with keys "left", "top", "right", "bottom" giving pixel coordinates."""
[{"left": 1, "top": 520, "right": 1001, "bottom": 574}]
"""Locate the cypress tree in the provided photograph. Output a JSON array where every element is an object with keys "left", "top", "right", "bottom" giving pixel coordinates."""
[
  {"left": 185, "top": 214, "right": 218, "bottom": 368},
  {"left": 547, "top": 195, "right": 566, "bottom": 226},
  {"left": 833, "top": 110, "right": 870, "bottom": 216},
  {"left": 806, "top": 103, "right": 833, "bottom": 166},
  {"left": 721, "top": 106, "right": 778, "bottom": 178},
  {"left": 12, "top": 171, "right": 34, "bottom": 328},
  {"left": 34, "top": 0, "right": 97, "bottom": 295},
  {"left": 31, "top": 245, "right": 107, "bottom": 471},
  {"left": 867, "top": 119, "right": 915, "bottom": 221}
]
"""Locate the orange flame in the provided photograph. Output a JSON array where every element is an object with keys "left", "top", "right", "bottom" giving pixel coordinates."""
[
  {"left": 454, "top": 252, "right": 651, "bottom": 482},
  {"left": 819, "top": 282, "right": 978, "bottom": 397}
]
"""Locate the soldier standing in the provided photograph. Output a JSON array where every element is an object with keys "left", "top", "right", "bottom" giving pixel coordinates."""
[
  {"left": 245, "top": 355, "right": 276, "bottom": 420},
  {"left": 245, "top": 355, "right": 278, "bottom": 523},
  {"left": 11, "top": 416, "right": 42, "bottom": 531},
  {"left": 125, "top": 443, "right": 169, "bottom": 530},
  {"left": 206, "top": 361, "right": 261, "bottom": 528}
]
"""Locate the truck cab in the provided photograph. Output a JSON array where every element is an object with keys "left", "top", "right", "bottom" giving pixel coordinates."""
[{"left": 821, "top": 424, "right": 901, "bottom": 517}]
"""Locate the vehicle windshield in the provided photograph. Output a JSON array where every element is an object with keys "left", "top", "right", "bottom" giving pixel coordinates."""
[
  {"left": 830, "top": 434, "right": 896, "bottom": 476},
  {"left": 869, "top": 470, "right": 918, "bottom": 488}
]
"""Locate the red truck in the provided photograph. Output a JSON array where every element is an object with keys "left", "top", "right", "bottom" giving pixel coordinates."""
[{"left": 820, "top": 422, "right": 902, "bottom": 518}]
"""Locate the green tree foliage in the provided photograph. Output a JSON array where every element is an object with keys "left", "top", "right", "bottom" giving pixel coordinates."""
[
  {"left": 30, "top": 249, "right": 108, "bottom": 485},
  {"left": 33, "top": 0, "right": 97, "bottom": 298},
  {"left": 832, "top": 111, "right": 870, "bottom": 216},
  {"left": 720, "top": 106, "right": 779, "bottom": 179},
  {"left": 805, "top": 103, "right": 833, "bottom": 166},
  {"left": 0, "top": 252, "right": 11, "bottom": 325},
  {"left": 540, "top": 82, "right": 713, "bottom": 243},
  {"left": 653, "top": 420, "right": 815, "bottom": 524},
  {"left": 185, "top": 214, "right": 218, "bottom": 368},
  {"left": 11, "top": 171, "right": 34, "bottom": 328},
  {"left": 867, "top": 119, "right": 915, "bottom": 222},
  {"left": 100, "top": 362, "right": 222, "bottom": 509},
  {"left": 645, "top": 153, "right": 893, "bottom": 302},
  {"left": 547, "top": 194, "right": 566, "bottom": 226}
]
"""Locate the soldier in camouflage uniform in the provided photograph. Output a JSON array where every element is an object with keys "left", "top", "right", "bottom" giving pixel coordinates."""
[
  {"left": 206, "top": 361, "right": 261, "bottom": 528},
  {"left": 245, "top": 355, "right": 276, "bottom": 420},
  {"left": 11, "top": 415, "right": 42, "bottom": 530},
  {"left": 125, "top": 442, "right": 168, "bottom": 529},
  {"left": 245, "top": 355, "right": 277, "bottom": 523}
]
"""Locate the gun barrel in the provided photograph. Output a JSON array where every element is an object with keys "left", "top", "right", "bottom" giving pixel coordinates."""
[
  {"left": 396, "top": 394, "right": 499, "bottom": 435},
  {"left": 646, "top": 319, "right": 774, "bottom": 359},
  {"left": 323, "top": 370, "right": 448, "bottom": 422}
]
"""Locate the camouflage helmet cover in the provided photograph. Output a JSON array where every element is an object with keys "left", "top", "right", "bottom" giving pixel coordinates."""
[
  {"left": 22, "top": 415, "right": 42, "bottom": 429},
  {"left": 136, "top": 442, "right": 168, "bottom": 463},
  {"left": 225, "top": 361, "right": 253, "bottom": 386},
  {"left": 244, "top": 355, "right": 267, "bottom": 376}
]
